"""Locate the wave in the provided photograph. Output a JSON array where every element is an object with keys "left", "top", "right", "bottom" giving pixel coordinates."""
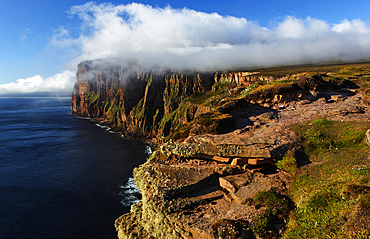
[
  {"left": 144, "top": 144, "right": 152, "bottom": 156},
  {"left": 119, "top": 177, "right": 141, "bottom": 207},
  {"left": 94, "top": 123, "right": 111, "bottom": 131},
  {"left": 76, "top": 116, "right": 91, "bottom": 120}
]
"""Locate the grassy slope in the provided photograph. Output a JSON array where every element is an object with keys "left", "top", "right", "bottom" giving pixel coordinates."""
[
  {"left": 248, "top": 64, "right": 370, "bottom": 238},
  {"left": 283, "top": 119, "right": 370, "bottom": 238}
]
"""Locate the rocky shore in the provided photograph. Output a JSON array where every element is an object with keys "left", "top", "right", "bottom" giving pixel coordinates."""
[{"left": 71, "top": 62, "right": 370, "bottom": 238}]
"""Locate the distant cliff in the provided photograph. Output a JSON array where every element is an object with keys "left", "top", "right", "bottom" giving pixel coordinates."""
[{"left": 71, "top": 60, "right": 273, "bottom": 142}]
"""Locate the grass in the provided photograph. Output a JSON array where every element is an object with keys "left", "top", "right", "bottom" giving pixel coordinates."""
[
  {"left": 212, "top": 219, "right": 249, "bottom": 238},
  {"left": 250, "top": 191, "right": 294, "bottom": 237},
  {"left": 254, "top": 62, "right": 370, "bottom": 78},
  {"left": 293, "top": 119, "right": 366, "bottom": 159},
  {"left": 283, "top": 119, "right": 370, "bottom": 238},
  {"left": 212, "top": 81, "right": 234, "bottom": 91},
  {"left": 276, "top": 149, "right": 298, "bottom": 175},
  {"left": 87, "top": 92, "right": 100, "bottom": 105},
  {"left": 184, "top": 91, "right": 215, "bottom": 105}
]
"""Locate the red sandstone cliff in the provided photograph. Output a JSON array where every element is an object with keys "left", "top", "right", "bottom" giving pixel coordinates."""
[{"left": 70, "top": 61, "right": 272, "bottom": 141}]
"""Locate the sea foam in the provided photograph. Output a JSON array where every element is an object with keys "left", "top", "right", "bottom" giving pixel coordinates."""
[{"left": 119, "top": 177, "right": 141, "bottom": 207}]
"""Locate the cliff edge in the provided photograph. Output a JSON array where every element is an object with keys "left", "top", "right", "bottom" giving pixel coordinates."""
[{"left": 71, "top": 62, "right": 370, "bottom": 238}]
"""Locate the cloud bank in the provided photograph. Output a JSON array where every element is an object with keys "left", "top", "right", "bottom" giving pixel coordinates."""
[
  {"left": 55, "top": 2, "right": 370, "bottom": 71},
  {"left": 0, "top": 70, "right": 75, "bottom": 96},
  {"left": 2, "top": 2, "right": 370, "bottom": 95}
]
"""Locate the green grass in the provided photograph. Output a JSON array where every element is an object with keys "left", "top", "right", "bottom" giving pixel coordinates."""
[
  {"left": 251, "top": 215, "right": 273, "bottom": 237},
  {"left": 106, "top": 104, "right": 121, "bottom": 120},
  {"left": 184, "top": 91, "right": 215, "bottom": 104},
  {"left": 294, "top": 119, "right": 366, "bottom": 159},
  {"left": 249, "top": 191, "right": 293, "bottom": 237},
  {"left": 87, "top": 92, "right": 100, "bottom": 105},
  {"left": 276, "top": 149, "right": 298, "bottom": 175},
  {"left": 284, "top": 119, "right": 370, "bottom": 238},
  {"left": 212, "top": 219, "right": 249, "bottom": 238},
  {"left": 212, "top": 81, "right": 234, "bottom": 91},
  {"left": 239, "top": 84, "right": 257, "bottom": 97},
  {"left": 254, "top": 62, "right": 370, "bottom": 78}
]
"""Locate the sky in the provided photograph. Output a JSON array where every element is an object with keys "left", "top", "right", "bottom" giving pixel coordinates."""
[{"left": 0, "top": 0, "right": 370, "bottom": 95}]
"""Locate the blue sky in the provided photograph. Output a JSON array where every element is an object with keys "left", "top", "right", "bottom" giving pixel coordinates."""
[{"left": 0, "top": 0, "right": 370, "bottom": 95}]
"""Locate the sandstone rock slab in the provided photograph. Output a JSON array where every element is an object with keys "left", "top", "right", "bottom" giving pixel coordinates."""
[{"left": 231, "top": 177, "right": 272, "bottom": 204}]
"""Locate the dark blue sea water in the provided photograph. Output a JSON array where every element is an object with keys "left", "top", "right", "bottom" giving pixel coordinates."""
[{"left": 0, "top": 97, "right": 150, "bottom": 239}]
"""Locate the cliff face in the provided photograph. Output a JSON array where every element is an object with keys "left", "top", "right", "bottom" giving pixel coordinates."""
[
  {"left": 71, "top": 61, "right": 272, "bottom": 141},
  {"left": 70, "top": 61, "right": 370, "bottom": 238}
]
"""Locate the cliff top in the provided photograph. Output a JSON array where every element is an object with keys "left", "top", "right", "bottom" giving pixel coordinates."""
[{"left": 71, "top": 61, "right": 370, "bottom": 238}]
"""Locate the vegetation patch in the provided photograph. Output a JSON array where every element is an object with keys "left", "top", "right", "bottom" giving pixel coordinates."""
[
  {"left": 106, "top": 102, "right": 122, "bottom": 122},
  {"left": 212, "top": 81, "right": 234, "bottom": 91},
  {"left": 215, "top": 166, "right": 234, "bottom": 176},
  {"left": 87, "top": 92, "right": 100, "bottom": 105},
  {"left": 284, "top": 119, "right": 370, "bottom": 238},
  {"left": 240, "top": 84, "right": 257, "bottom": 98},
  {"left": 212, "top": 219, "right": 251, "bottom": 239},
  {"left": 294, "top": 119, "right": 366, "bottom": 158},
  {"left": 351, "top": 165, "right": 370, "bottom": 176},
  {"left": 339, "top": 66, "right": 363, "bottom": 74},
  {"left": 185, "top": 91, "right": 216, "bottom": 105},
  {"left": 276, "top": 149, "right": 298, "bottom": 175},
  {"left": 247, "top": 191, "right": 294, "bottom": 237}
]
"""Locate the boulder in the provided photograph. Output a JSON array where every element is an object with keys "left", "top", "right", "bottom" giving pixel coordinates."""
[
  {"left": 231, "top": 177, "right": 272, "bottom": 204},
  {"left": 231, "top": 157, "right": 248, "bottom": 167},
  {"left": 219, "top": 177, "right": 237, "bottom": 194},
  {"left": 212, "top": 156, "right": 230, "bottom": 163},
  {"left": 330, "top": 94, "right": 346, "bottom": 102},
  {"left": 366, "top": 129, "right": 370, "bottom": 146}
]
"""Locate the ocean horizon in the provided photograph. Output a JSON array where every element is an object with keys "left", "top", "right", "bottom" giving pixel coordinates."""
[{"left": 0, "top": 97, "right": 150, "bottom": 239}]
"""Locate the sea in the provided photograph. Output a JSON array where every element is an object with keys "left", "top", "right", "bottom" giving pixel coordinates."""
[{"left": 0, "top": 97, "right": 151, "bottom": 239}]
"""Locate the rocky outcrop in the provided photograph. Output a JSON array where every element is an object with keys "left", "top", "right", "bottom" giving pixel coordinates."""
[
  {"left": 71, "top": 61, "right": 370, "bottom": 238},
  {"left": 114, "top": 87, "right": 370, "bottom": 239}
]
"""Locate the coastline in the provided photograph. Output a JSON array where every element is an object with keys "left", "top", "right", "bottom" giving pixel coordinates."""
[{"left": 70, "top": 62, "right": 370, "bottom": 238}]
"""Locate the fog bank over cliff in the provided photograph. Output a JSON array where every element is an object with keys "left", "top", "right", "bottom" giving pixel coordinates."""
[
  {"left": 1, "top": 2, "right": 370, "bottom": 95},
  {"left": 56, "top": 2, "right": 370, "bottom": 72}
]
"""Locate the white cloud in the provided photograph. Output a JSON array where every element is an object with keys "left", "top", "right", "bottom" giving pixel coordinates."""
[
  {"left": 275, "top": 16, "right": 306, "bottom": 39},
  {"left": 20, "top": 28, "right": 32, "bottom": 43},
  {"left": 50, "top": 2, "right": 370, "bottom": 72},
  {"left": 54, "top": 2, "right": 269, "bottom": 68},
  {"left": 51, "top": 26, "right": 80, "bottom": 48},
  {"left": 332, "top": 19, "right": 369, "bottom": 33},
  {"left": 0, "top": 70, "right": 75, "bottom": 95}
]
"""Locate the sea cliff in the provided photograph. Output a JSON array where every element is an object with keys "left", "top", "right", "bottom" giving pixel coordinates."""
[
  {"left": 71, "top": 61, "right": 275, "bottom": 143},
  {"left": 71, "top": 62, "right": 370, "bottom": 238}
]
